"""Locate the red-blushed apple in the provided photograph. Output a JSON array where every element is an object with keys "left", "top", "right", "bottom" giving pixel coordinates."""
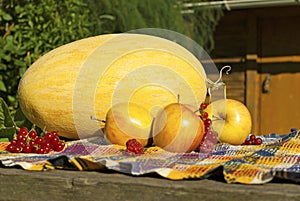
[
  {"left": 152, "top": 103, "right": 205, "bottom": 153},
  {"left": 104, "top": 102, "right": 152, "bottom": 147},
  {"left": 206, "top": 99, "right": 252, "bottom": 145}
]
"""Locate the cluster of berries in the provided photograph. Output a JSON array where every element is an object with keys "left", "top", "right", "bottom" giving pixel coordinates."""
[
  {"left": 197, "top": 103, "right": 218, "bottom": 153},
  {"left": 242, "top": 134, "right": 263, "bottom": 145},
  {"left": 125, "top": 139, "right": 144, "bottom": 154},
  {"left": 6, "top": 127, "right": 66, "bottom": 154}
]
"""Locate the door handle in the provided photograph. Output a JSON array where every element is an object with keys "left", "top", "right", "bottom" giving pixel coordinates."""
[{"left": 262, "top": 74, "right": 270, "bottom": 94}]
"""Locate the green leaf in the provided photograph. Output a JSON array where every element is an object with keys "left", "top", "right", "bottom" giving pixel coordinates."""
[
  {"left": 13, "top": 107, "right": 32, "bottom": 129},
  {"left": 0, "top": 80, "right": 7, "bottom": 92},
  {"left": 15, "top": 5, "right": 23, "bottom": 14},
  {"left": 0, "top": 127, "right": 16, "bottom": 141},
  {"left": 0, "top": 138, "right": 10, "bottom": 142},
  {"left": 0, "top": 9, "right": 13, "bottom": 21},
  {"left": 0, "top": 97, "right": 15, "bottom": 128},
  {"left": 99, "top": 14, "right": 115, "bottom": 21},
  {"left": 3, "top": 13, "right": 13, "bottom": 21},
  {"left": 28, "top": 20, "right": 34, "bottom": 28}
]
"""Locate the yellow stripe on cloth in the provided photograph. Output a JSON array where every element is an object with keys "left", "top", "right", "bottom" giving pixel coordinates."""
[
  {"left": 0, "top": 142, "right": 9, "bottom": 152},
  {"left": 224, "top": 163, "right": 274, "bottom": 184},
  {"left": 69, "top": 157, "right": 107, "bottom": 171},
  {"left": 167, "top": 163, "right": 221, "bottom": 180}
]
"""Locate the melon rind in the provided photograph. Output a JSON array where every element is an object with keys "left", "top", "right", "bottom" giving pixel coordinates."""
[{"left": 18, "top": 34, "right": 207, "bottom": 139}]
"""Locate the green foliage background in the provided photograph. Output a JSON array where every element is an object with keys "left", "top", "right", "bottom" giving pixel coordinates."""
[{"left": 0, "top": 0, "right": 223, "bottom": 112}]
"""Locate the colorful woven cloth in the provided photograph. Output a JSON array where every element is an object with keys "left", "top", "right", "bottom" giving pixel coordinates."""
[{"left": 0, "top": 131, "right": 300, "bottom": 184}]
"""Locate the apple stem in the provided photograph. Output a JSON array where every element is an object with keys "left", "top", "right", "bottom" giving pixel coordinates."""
[
  {"left": 146, "top": 118, "right": 155, "bottom": 147},
  {"left": 212, "top": 114, "right": 225, "bottom": 121},
  {"left": 177, "top": 94, "right": 180, "bottom": 103},
  {"left": 90, "top": 115, "right": 106, "bottom": 123}
]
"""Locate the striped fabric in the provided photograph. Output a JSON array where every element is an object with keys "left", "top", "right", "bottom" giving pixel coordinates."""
[{"left": 0, "top": 131, "right": 299, "bottom": 184}]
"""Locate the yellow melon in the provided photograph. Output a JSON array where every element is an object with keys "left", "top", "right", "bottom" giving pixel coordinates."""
[{"left": 18, "top": 33, "right": 207, "bottom": 139}]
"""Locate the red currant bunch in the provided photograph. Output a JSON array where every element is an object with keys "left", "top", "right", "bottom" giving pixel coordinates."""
[
  {"left": 6, "top": 127, "right": 66, "bottom": 154},
  {"left": 197, "top": 103, "right": 218, "bottom": 153},
  {"left": 125, "top": 139, "right": 144, "bottom": 154},
  {"left": 242, "top": 134, "right": 263, "bottom": 145}
]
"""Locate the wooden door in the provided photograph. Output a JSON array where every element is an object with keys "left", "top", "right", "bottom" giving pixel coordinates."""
[{"left": 258, "top": 16, "right": 300, "bottom": 135}]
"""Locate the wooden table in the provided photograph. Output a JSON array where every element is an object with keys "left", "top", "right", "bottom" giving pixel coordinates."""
[{"left": 1, "top": 166, "right": 300, "bottom": 201}]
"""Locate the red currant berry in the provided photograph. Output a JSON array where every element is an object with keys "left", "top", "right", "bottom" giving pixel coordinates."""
[
  {"left": 204, "top": 118, "right": 212, "bottom": 126},
  {"left": 200, "top": 103, "right": 207, "bottom": 110},
  {"left": 37, "top": 148, "right": 45, "bottom": 154},
  {"left": 18, "top": 127, "right": 28, "bottom": 135},
  {"left": 210, "top": 132, "right": 218, "bottom": 144},
  {"left": 205, "top": 130, "right": 213, "bottom": 138},
  {"left": 23, "top": 145, "right": 32, "bottom": 153},
  {"left": 6, "top": 144, "right": 14, "bottom": 152},
  {"left": 51, "top": 131, "right": 58, "bottom": 137},
  {"left": 249, "top": 134, "right": 256, "bottom": 141},
  {"left": 17, "top": 140, "right": 26, "bottom": 148},
  {"left": 35, "top": 136, "right": 44, "bottom": 145},
  {"left": 44, "top": 132, "right": 53, "bottom": 142},
  {"left": 51, "top": 136, "right": 60, "bottom": 145},
  {"left": 202, "top": 112, "right": 209, "bottom": 119},
  {"left": 13, "top": 145, "right": 22, "bottom": 153},
  {"left": 125, "top": 139, "right": 144, "bottom": 154},
  {"left": 10, "top": 139, "right": 18, "bottom": 145},
  {"left": 17, "top": 133, "right": 26, "bottom": 141},
  {"left": 205, "top": 125, "right": 210, "bottom": 131},
  {"left": 245, "top": 140, "right": 253, "bottom": 145},
  {"left": 43, "top": 146, "right": 51, "bottom": 154},
  {"left": 53, "top": 141, "right": 65, "bottom": 152},
  {"left": 53, "top": 143, "right": 64, "bottom": 152},
  {"left": 255, "top": 138, "right": 263, "bottom": 145},
  {"left": 58, "top": 141, "right": 65, "bottom": 148},
  {"left": 199, "top": 128, "right": 218, "bottom": 151},
  {"left": 42, "top": 141, "right": 51, "bottom": 149},
  {"left": 29, "top": 139, "right": 36, "bottom": 147},
  {"left": 28, "top": 130, "right": 37, "bottom": 139},
  {"left": 19, "top": 136, "right": 27, "bottom": 143}
]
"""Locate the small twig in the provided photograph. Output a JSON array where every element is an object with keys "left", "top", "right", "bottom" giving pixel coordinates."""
[
  {"left": 194, "top": 108, "right": 200, "bottom": 113},
  {"left": 3, "top": 23, "right": 15, "bottom": 39}
]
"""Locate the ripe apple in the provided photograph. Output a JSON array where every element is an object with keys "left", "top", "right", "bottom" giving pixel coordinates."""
[
  {"left": 104, "top": 102, "right": 152, "bottom": 146},
  {"left": 152, "top": 103, "right": 205, "bottom": 153},
  {"left": 206, "top": 99, "right": 252, "bottom": 145}
]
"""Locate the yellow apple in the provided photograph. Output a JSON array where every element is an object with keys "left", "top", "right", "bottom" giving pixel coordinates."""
[
  {"left": 206, "top": 99, "right": 252, "bottom": 145},
  {"left": 104, "top": 102, "right": 152, "bottom": 146},
  {"left": 152, "top": 103, "right": 205, "bottom": 153}
]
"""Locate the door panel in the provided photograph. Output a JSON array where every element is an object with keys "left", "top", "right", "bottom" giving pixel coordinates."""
[
  {"left": 258, "top": 16, "right": 300, "bottom": 135},
  {"left": 259, "top": 65, "right": 300, "bottom": 134}
]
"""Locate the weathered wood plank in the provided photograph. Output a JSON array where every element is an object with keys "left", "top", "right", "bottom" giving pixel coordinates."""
[
  {"left": 211, "top": 10, "right": 248, "bottom": 58},
  {"left": 0, "top": 167, "right": 300, "bottom": 201}
]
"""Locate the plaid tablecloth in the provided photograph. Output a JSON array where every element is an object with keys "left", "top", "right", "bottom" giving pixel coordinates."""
[{"left": 0, "top": 131, "right": 300, "bottom": 184}]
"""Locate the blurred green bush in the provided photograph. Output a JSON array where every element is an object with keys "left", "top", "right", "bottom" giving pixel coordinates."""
[{"left": 0, "top": 0, "right": 222, "bottom": 112}]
